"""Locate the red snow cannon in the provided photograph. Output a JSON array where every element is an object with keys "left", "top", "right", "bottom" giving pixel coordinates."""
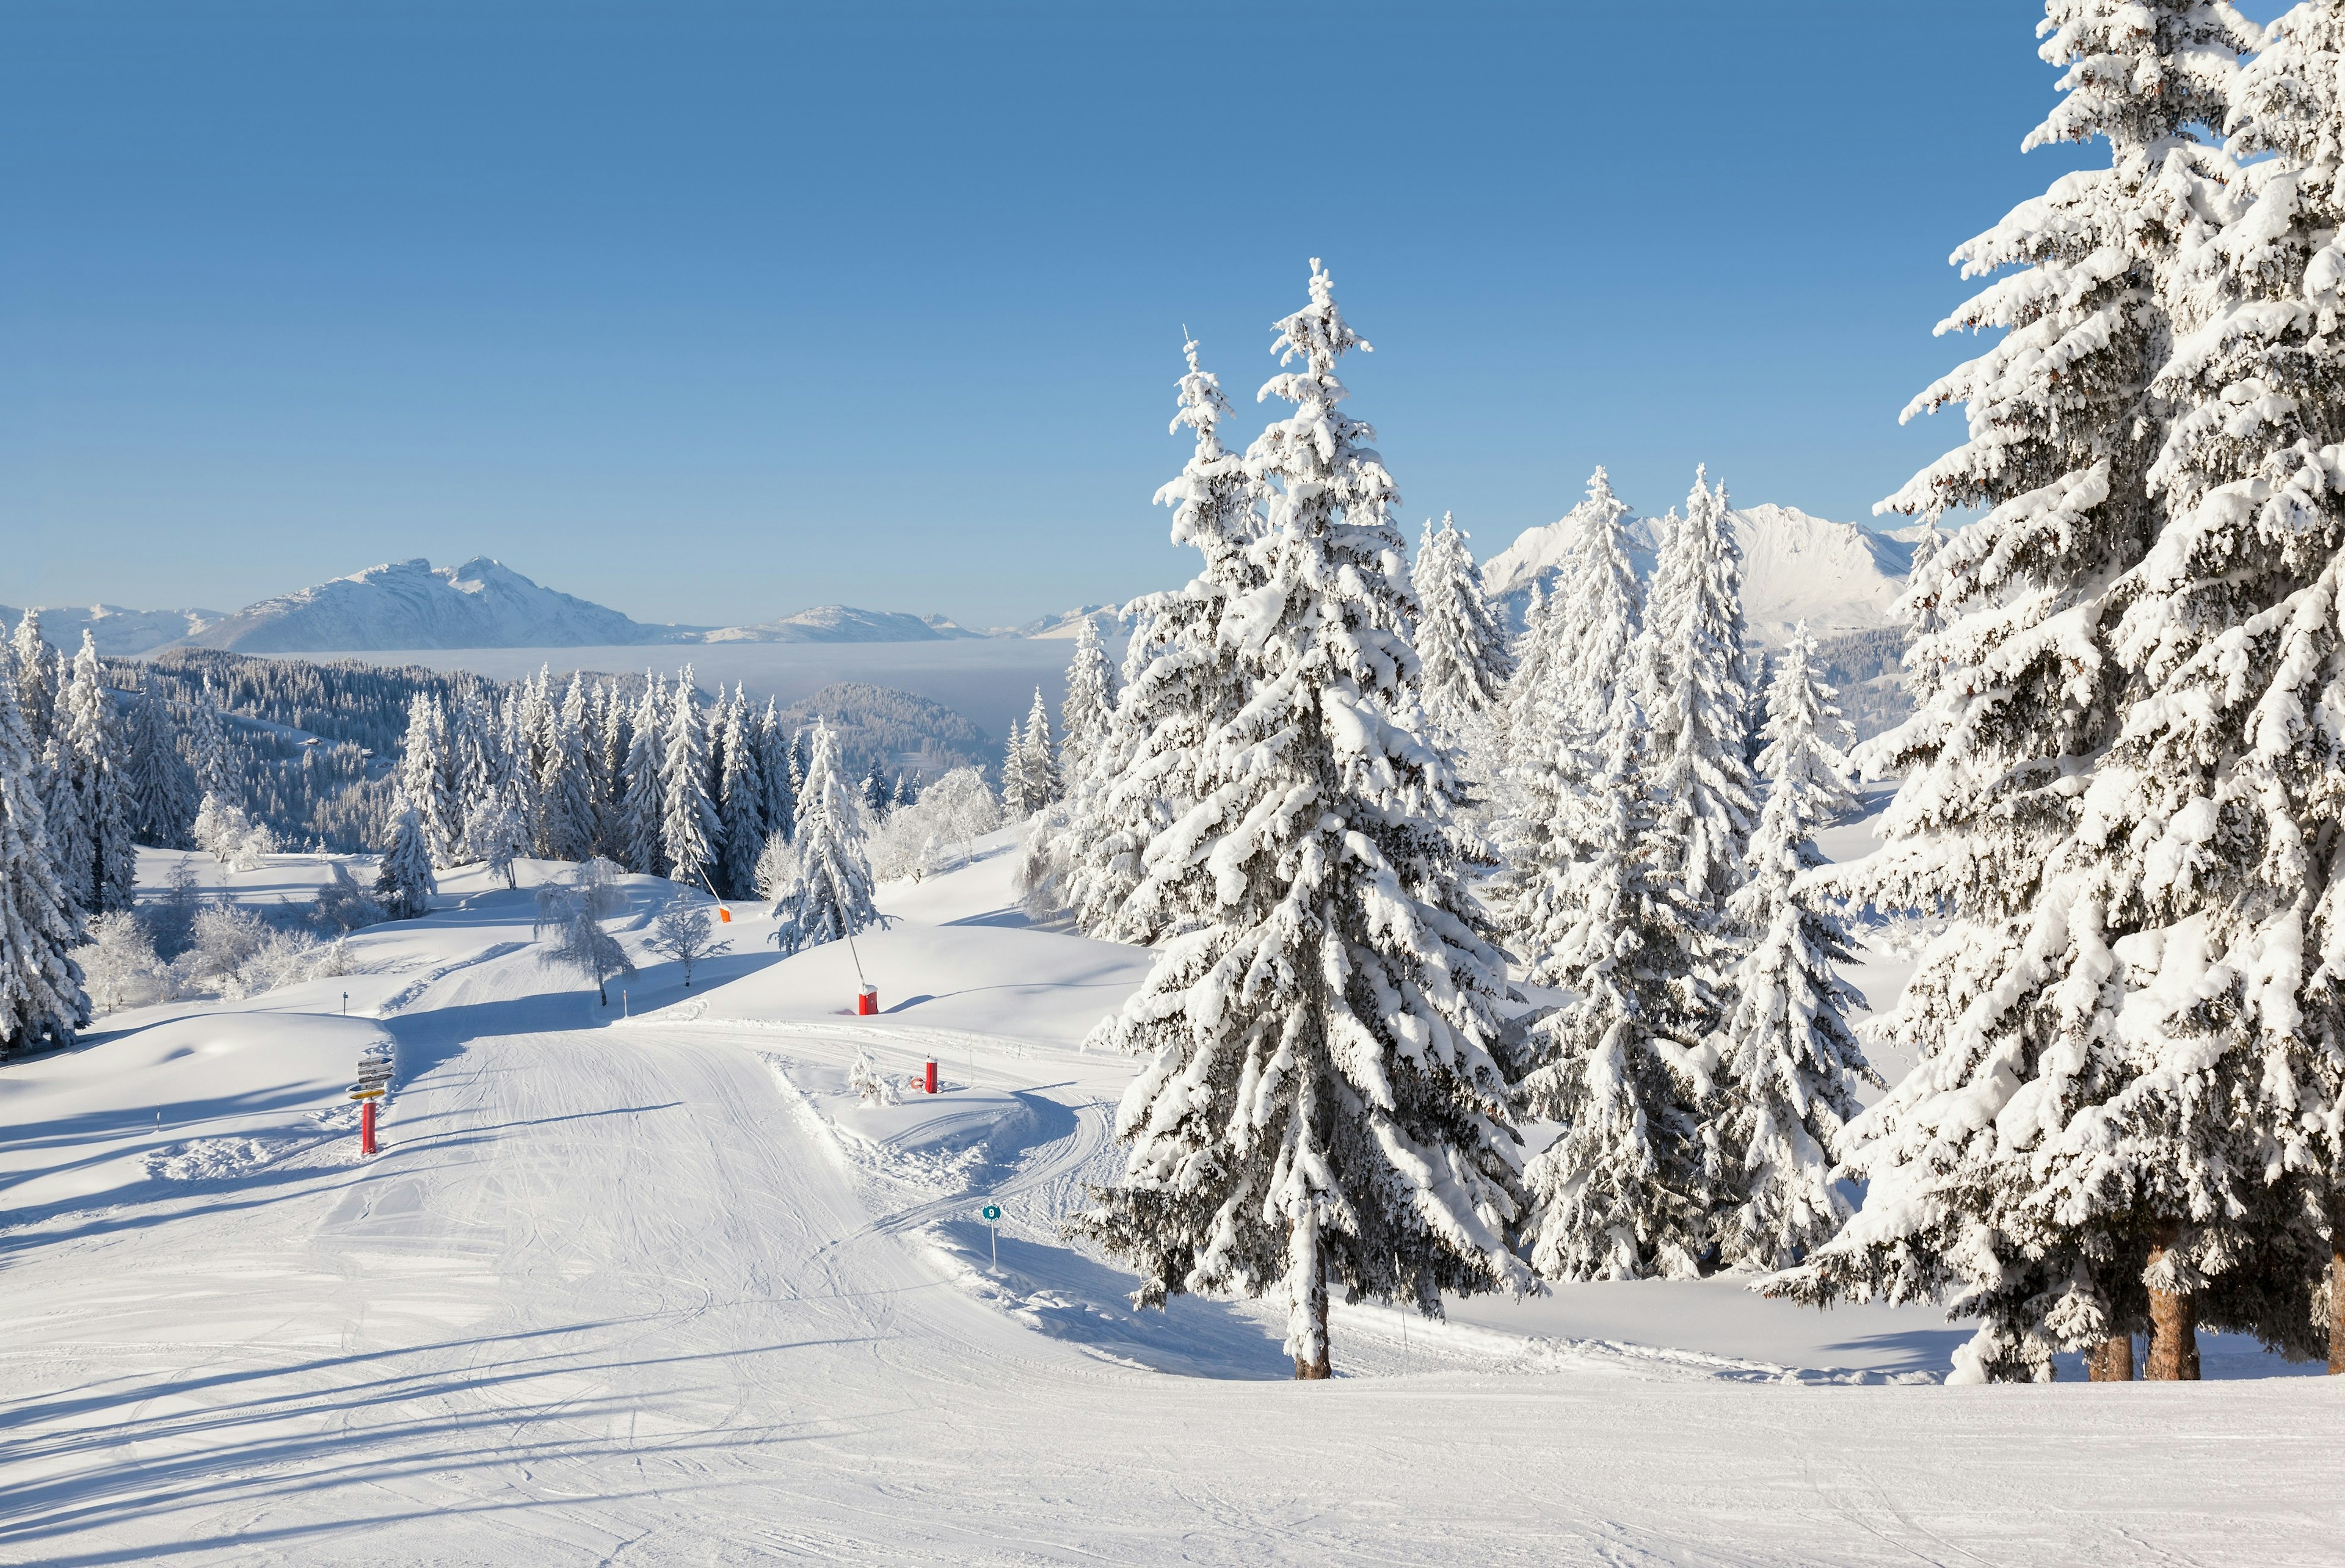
[
  {"left": 857, "top": 985, "right": 878, "bottom": 1017},
  {"left": 924, "top": 1060, "right": 939, "bottom": 1095}
]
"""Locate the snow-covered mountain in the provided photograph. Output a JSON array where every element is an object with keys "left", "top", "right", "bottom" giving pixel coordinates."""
[
  {"left": 178, "top": 558, "right": 691, "bottom": 652},
  {"left": 1481, "top": 503, "right": 1919, "bottom": 645},
  {"left": 1009, "top": 605, "right": 1133, "bottom": 640},
  {"left": 700, "top": 606, "right": 985, "bottom": 644},
  {"left": 0, "top": 603, "right": 226, "bottom": 656}
]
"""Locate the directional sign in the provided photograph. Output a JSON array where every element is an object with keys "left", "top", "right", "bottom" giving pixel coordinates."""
[
  {"left": 981, "top": 1205, "right": 1001, "bottom": 1222},
  {"left": 347, "top": 1086, "right": 386, "bottom": 1101}
]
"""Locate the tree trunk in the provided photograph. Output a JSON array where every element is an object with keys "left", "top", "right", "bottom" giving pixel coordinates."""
[
  {"left": 2087, "top": 1334, "right": 2133, "bottom": 1382},
  {"left": 1294, "top": 1243, "right": 1332, "bottom": 1381},
  {"left": 2145, "top": 1221, "right": 2200, "bottom": 1382},
  {"left": 2330, "top": 1191, "right": 2345, "bottom": 1377}
]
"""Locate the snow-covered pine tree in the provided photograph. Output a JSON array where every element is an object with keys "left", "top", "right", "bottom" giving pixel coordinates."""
[
  {"left": 1487, "top": 470, "right": 1646, "bottom": 987},
  {"left": 123, "top": 683, "right": 195, "bottom": 849},
  {"left": 755, "top": 699, "right": 794, "bottom": 842},
  {"left": 1714, "top": 622, "right": 1878, "bottom": 1272},
  {"left": 1513, "top": 676, "right": 1720, "bottom": 1280},
  {"left": 1411, "top": 512, "right": 1514, "bottom": 737},
  {"left": 1071, "top": 263, "right": 1532, "bottom": 1377},
  {"left": 891, "top": 772, "right": 919, "bottom": 813},
  {"left": 396, "top": 694, "right": 458, "bottom": 866},
  {"left": 0, "top": 656, "right": 89, "bottom": 1051},
  {"left": 1768, "top": 0, "right": 2267, "bottom": 1384},
  {"left": 858, "top": 757, "right": 888, "bottom": 822},
  {"left": 591, "top": 681, "right": 624, "bottom": 857},
  {"left": 57, "top": 633, "right": 136, "bottom": 915},
  {"left": 1049, "top": 336, "right": 1263, "bottom": 943},
  {"left": 997, "top": 717, "right": 1030, "bottom": 816},
  {"left": 614, "top": 673, "right": 667, "bottom": 876},
  {"left": 716, "top": 688, "right": 766, "bottom": 899},
  {"left": 1057, "top": 614, "right": 1116, "bottom": 787},
  {"left": 1543, "top": 469, "right": 1643, "bottom": 741},
  {"left": 1634, "top": 466, "right": 1758, "bottom": 921},
  {"left": 660, "top": 670, "right": 718, "bottom": 893},
  {"left": 10, "top": 611, "right": 56, "bottom": 747},
  {"left": 536, "top": 673, "right": 596, "bottom": 863},
  {"left": 181, "top": 683, "right": 229, "bottom": 804},
  {"left": 769, "top": 717, "right": 884, "bottom": 956},
  {"left": 1019, "top": 687, "right": 1058, "bottom": 808},
  {"left": 374, "top": 801, "right": 437, "bottom": 920}
]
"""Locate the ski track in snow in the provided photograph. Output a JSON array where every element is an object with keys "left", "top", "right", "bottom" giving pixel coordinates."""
[{"left": 1, "top": 843, "right": 2339, "bottom": 1563}]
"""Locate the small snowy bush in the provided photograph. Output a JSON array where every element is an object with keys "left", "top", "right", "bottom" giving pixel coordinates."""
[
  {"left": 646, "top": 901, "right": 731, "bottom": 987},
  {"left": 169, "top": 901, "right": 319, "bottom": 1000},
  {"left": 192, "top": 792, "right": 278, "bottom": 873},
  {"left": 753, "top": 830, "right": 798, "bottom": 900},
  {"left": 869, "top": 766, "right": 997, "bottom": 881},
  {"left": 848, "top": 1048, "right": 900, "bottom": 1107},
  {"left": 310, "top": 861, "right": 388, "bottom": 934},
  {"left": 80, "top": 912, "right": 166, "bottom": 1014}
]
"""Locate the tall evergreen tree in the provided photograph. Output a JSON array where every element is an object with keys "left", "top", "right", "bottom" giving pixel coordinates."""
[
  {"left": 1715, "top": 624, "right": 1877, "bottom": 1272},
  {"left": 717, "top": 688, "right": 767, "bottom": 899},
  {"left": 998, "top": 717, "right": 1031, "bottom": 816},
  {"left": 1515, "top": 679, "right": 1717, "bottom": 1280},
  {"left": 769, "top": 717, "right": 884, "bottom": 955},
  {"left": 1769, "top": 0, "right": 2266, "bottom": 1383},
  {"left": 755, "top": 699, "right": 794, "bottom": 843},
  {"left": 1057, "top": 614, "right": 1117, "bottom": 788},
  {"left": 861, "top": 755, "right": 892, "bottom": 821},
  {"left": 1411, "top": 511, "right": 1514, "bottom": 735},
  {"left": 1018, "top": 687, "right": 1059, "bottom": 810},
  {"left": 1050, "top": 336, "right": 1262, "bottom": 942},
  {"left": 10, "top": 611, "right": 56, "bottom": 748},
  {"left": 530, "top": 675, "right": 592, "bottom": 862},
  {"left": 1635, "top": 467, "right": 1758, "bottom": 921},
  {"left": 58, "top": 634, "right": 136, "bottom": 914},
  {"left": 123, "top": 683, "right": 195, "bottom": 849},
  {"left": 0, "top": 658, "right": 88, "bottom": 1051},
  {"left": 396, "top": 694, "right": 458, "bottom": 866},
  {"left": 614, "top": 674, "right": 667, "bottom": 876},
  {"left": 374, "top": 801, "right": 437, "bottom": 920},
  {"left": 660, "top": 670, "right": 718, "bottom": 891},
  {"left": 1072, "top": 263, "right": 1531, "bottom": 1378}
]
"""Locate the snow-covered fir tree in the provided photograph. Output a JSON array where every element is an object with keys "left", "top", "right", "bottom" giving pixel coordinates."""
[
  {"left": 396, "top": 694, "right": 458, "bottom": 866},
  {"left": 1047, "top": 336, "right": 1264, "bottom": 942},
  {"left": 1714, "top": 623, "right": 1877, "bottom": 1272},
  {"left": 1016, "top": 688, "right": 1058, "bottom": 811},
  {"left": 769, "top": 717, "right": 884, "bottom": 956},
  {"left": 0, "top": 657, "right": 89, "bottom": 1051},
  {"left": 536, "top": 674, "right": 596, "bottom": 863},
  {"left": 51, "top": 634, "right": 136, "bottom": 915},
  {"left": 860, "top": 757, "right": 890, "bottom": 821},
  {"left": 1072, "top": 263, "right": 1532, "bottom": 1378},
  {"left": 591, "top": 681, "right": 625, "bottom": 857},
  {"left": 755, "top": 700, "right": 795, "bottom": 844},
  {"left": 1056, "top": 614, "right": 1116, "bottom": 787},
  {"left": 660, "top": 671, "right": 718, "bottom": 893},
  {"left": 1489, "top": 466, "right": 1646, "bottom": 982},
  {"left": 374, "top": 801, "right": 437, "bottom": 920},
  {"left": 10, "top": 611, "right": 57, "bottom": 748},
  {"left": 716, "top": 688, "right": 766, "bottom": 899},
  {"left": 614, "top": 674, "right": 667, "bottom": 876},
  {"left": 1769, "top": 0, "right": 2270, "bottom": 1383},
  {"left": 122, "top": 683, "right": 194, "bottom": 849},
  {"left": 1634, "top": 466, "right": 1758, "bottom": 921},
  {"left": 1514, "top": 678, "right": 1718, "bottom": 1280},
  {"left": 465, "top": 779, "right": 533, "bottom": 891},
  {"left": 1411, "top": 512, "right": 1513, "bottom": 738},
  {"left": 997, "top": 718, "right": 1033, "bottom": 817}
]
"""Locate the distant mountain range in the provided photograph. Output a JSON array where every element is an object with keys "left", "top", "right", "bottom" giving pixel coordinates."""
[
  {"left": 5, "top": 557, "right": 1108, "bottom": 656},
  {"left": 16, "top": 509, "right": 1913, "bottom": 660},
  {"left": 1480, "top": 502, "right": 1924, "bottom": 645}
]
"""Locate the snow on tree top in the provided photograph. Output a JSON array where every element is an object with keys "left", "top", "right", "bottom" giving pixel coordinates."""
[{"left": 1481, "top": 500, "right": 1918, "bottom": 645}]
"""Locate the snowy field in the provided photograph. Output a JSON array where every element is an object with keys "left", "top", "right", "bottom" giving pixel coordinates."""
[
  {"left": 1, "top": 827, "right": 2338, "bottom": 1564},
  {"left": 257, "top": 639, "right": 1117, "bottom": 748}
]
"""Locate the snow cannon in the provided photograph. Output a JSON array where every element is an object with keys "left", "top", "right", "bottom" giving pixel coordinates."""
[
  {"left": 924, "top": 1060, "right": 938, "bottom": 1095},
  {"left": 857, "top": 984, "right": 878, "bottom": 1017}
]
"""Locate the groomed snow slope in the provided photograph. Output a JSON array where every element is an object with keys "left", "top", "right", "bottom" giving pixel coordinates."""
[{"left": 0, "top": 837, "right": 2335, "bottom": 1564}]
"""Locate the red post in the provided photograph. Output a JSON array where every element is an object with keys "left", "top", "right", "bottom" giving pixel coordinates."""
[
  {"left": 924, "top": 1059, "right": 938, "bottom": 1095},
  {"left": 360, "top": 1098, "right": 378, "bottom": 1155},
  {"left": 857, "top": 985, "right": 878, "bottom": 1016}
]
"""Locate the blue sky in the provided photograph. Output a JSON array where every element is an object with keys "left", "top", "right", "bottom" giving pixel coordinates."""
[{"left": 0, "top": 2, "right": 2242, "bottom": 628}]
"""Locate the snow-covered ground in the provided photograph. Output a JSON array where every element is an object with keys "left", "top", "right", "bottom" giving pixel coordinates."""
[{"left": 1, "top": 827, "right": 2335, "bottom": 1564}]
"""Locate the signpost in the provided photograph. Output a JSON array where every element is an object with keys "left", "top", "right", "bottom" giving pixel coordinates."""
[
  {"left": 981, "top": 1203, "right": 1002, "bottom": 1270},
  {"left": 351, "top": 1045, "right": 395, "bottom": 1156}
]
